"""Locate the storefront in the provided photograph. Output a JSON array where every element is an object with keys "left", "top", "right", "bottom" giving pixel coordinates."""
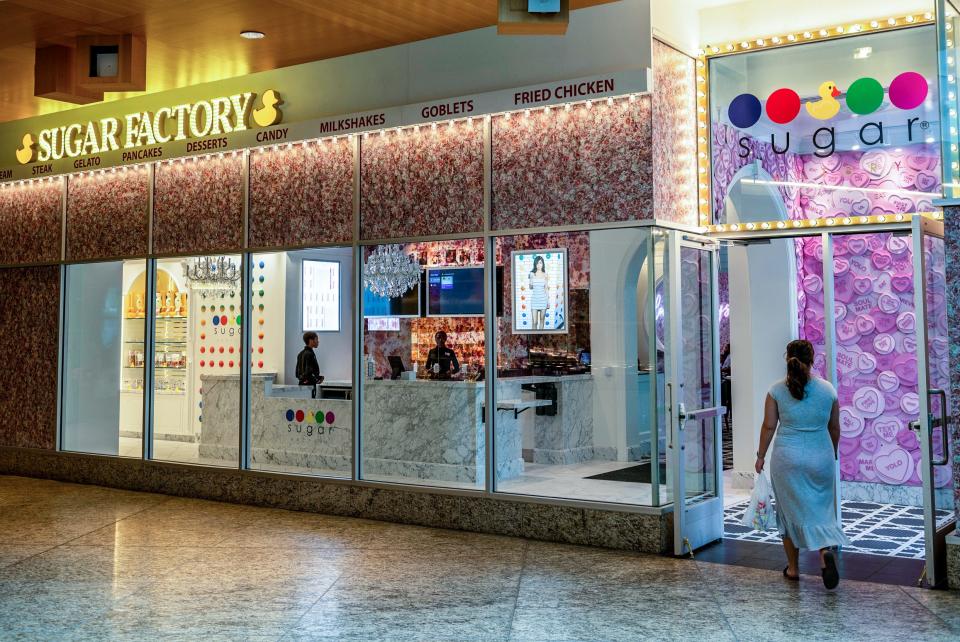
[{"left": 0, "top": 0, "right": 956, "bottom": 589}]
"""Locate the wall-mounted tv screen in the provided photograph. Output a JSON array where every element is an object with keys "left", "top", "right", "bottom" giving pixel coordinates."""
[
  {"left": 363, "top": 280, "right": 421, "bottom": 318},
  {"left": 427, "top": 267, "right": 484, "bottom": 317},
  {"left": 511, "top": 248, "right": 568, "bottom": 334},
  {"left": 302, "top": 260, "right": 340, "bottom": 332}
]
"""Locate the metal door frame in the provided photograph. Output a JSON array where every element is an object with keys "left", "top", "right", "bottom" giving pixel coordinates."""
[
  {"left": 911, "top": 214, "right": 955, "bottom": 587},
  {"left": 665, "top": 229, "right": 725, "bottom": 556}
]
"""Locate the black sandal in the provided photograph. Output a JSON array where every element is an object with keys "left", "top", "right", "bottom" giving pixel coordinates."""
[
  {"left": 821, "top": 551, "right": 839, "bottom": 590},
  {"left": 783, "top": 566, "right": 799, "bottom": 581}
]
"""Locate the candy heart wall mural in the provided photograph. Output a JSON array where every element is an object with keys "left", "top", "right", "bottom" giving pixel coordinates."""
[
  {"left": 712, "top": 123, "right": 941, "bottom": 224},
  {"left": 795, "top": 233, "right": 952, "bottom": 488}
]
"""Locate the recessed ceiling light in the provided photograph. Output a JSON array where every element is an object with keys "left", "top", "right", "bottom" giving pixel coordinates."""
[{"left": 240, "top": 31, "right": 265, "bottom": 39}]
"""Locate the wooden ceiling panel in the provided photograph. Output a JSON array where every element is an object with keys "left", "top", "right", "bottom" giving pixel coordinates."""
[{"left": 0, "top": 0, "right": 618, "bottom": 123}]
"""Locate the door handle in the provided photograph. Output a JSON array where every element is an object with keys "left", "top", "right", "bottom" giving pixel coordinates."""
[
  {"left": 930, "top": 389, "right": 950, "bottom": 467},
  {"left": 666, "top": 383, "right": 675, "bottom": 449},
  {"left": 679, "top": 405, "right": 727, "bottom": 422}
]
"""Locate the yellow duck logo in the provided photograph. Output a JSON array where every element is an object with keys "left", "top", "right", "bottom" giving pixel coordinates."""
[
  {"left": 805, "top": 81, "right": 842, "bottom": 120},
  {"left": 253, "top": 89, "right": 283, "bottom": 127},
  {"left": 15, "top": 133, "right": 36, "bottom": 165}
]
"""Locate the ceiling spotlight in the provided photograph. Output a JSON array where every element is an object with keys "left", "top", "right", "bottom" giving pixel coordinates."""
[{"left": 240, "top": 31, "right": 266, "bottom": 39}]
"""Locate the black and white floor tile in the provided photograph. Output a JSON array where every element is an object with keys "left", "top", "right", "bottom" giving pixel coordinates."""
[{"left": 724, "top": 499, "right": 955, "bottom": 559}]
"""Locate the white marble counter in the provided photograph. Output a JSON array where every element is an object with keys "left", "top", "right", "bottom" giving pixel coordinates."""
[
  {"left": 361, "top": 374, "right": 595, "bottom": 483},
  {"left": 199, "top": 374, "right": 351, "bottom": 474},
  {"left": 198, "top": 373, "right": 596, "bottom": 482}
]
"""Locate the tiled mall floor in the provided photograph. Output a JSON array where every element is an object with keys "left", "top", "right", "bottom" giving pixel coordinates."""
[{"left": 1, "top": 476, "right": 959, "bottom": 641}]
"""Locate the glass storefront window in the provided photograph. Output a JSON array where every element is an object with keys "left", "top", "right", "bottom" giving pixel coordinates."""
[
  {"left": 491, "top": 228, "right": 665, "bottom": 505},
  {"left": 61, "top": 260, "right": 146, "bottom": 456},
  {"left": 246, "top": 248, "right": 353, "bottom": 477},
  {"left": 151, "top": 254, "right": 242, "bottom": 467},
  {"left": 710, "top": 25, "right": 941, "bottom": 224},
  {"left": 360, "top": 240, "right": 486, "bottom": 489}
]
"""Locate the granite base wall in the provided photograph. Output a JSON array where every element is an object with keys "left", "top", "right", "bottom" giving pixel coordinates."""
[
  {"left": 0, "top": 446, "right": 672, "bottom": 554},
  {"left": 948, "top": 536, "right": 959, "bottom": 590}
]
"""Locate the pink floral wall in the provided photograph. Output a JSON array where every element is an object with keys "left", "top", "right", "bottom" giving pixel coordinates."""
[
  {"left": 492, "top": 97, "right": 653, "bottom": 230},
  {"left": 0, "top": 266, "right": 59, "bottom": 449},
  {"left": 66, "top": 167, "right": 149, "bottom": 261},
  {"left": 0, "top": 181, "right": 63, "bottom": 265},
  {"left": 153, "top": 155, "right": 244, "bottom": 255},
  {"left": 652, "top": 39, "right": 698, "bottom": 226},
  {"left": 249, "top": 139, "right": 354, "bottom": 249},
  {"left": 360, "top": 122, "right": 484, "bottom": 239}
]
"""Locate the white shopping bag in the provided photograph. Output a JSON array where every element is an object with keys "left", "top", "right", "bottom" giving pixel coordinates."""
[{"left": 741, "top": 469, "right": 776, "bottom": 531}]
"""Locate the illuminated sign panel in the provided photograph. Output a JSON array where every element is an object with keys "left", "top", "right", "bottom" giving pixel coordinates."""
[{"left": 15, "top": 90, "right": 282, "bottom": 165}]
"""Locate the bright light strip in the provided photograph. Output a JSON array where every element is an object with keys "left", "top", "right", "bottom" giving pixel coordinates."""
[
  {"left": 740, "top": 177, "right": 938, "bottom": 199},
  {"left": 704, "top": 211, "right": 941, "bottom": 235}
]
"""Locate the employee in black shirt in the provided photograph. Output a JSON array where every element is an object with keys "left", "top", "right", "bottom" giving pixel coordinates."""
[
  {"left": 425, "top": 331, "right": 460, "bottom": 376},
  {"left": 295, "top": 331, "right": 324, "bottom": 396}
]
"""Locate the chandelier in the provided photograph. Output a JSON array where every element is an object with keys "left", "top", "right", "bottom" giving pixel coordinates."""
[
  {"left": 363, "top": 245, "right": 421, "bottom": 299},
  {"left": 182, "top": 256, "right": 241, "bottom": 294}
]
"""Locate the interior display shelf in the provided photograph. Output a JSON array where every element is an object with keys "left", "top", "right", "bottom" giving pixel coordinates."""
[{"left": 123, "top": 366, "right": 186, "bottom": 370}]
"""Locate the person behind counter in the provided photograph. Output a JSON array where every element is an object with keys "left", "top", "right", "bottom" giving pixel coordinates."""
[
  {"left": 295, "top": 331, "right": 324, "bottom": 396},
  {"left": 425, "top": 331, "right": 460, "bottom": 377}
]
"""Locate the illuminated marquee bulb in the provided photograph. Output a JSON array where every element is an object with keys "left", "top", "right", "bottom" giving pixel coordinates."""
[
  {"left": 906, "top": 15, "right": 915, "bottom": 23},
  {"left": 803, "top": 31, "right": 812, "bottom": 39},
  {"left": 771, "top": 36, "right": 780, "bottom": 44},
  {"left": 819, "top": 29, "right": 828, "bottom": 36},
  {"left": 787, "top": 34, "right": 796, "bottom": 41},
  {"left": 740, "top": 41, "right": 750, "bottom": 48},
  {"left": 756, "top": 38, "right": 765, "bottom": 46}
]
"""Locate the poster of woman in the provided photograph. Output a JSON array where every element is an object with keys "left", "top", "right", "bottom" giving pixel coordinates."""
[{"left": 511, "top": 249, "right": 568, "bottom": 333}]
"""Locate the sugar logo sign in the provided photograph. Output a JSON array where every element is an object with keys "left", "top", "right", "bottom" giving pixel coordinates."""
[
  {"left": 727, "top": 72, "right": 930, "bottom": 158},
  {"left": 284, "top": 408, "right": 337, "bottom": 436}
]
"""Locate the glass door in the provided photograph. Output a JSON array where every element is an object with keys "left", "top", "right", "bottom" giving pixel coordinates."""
[
  {"left": 663, "top": 229, "right": 724, "bottom": 555},
  {"left": 911, "top": 214, "right": 956, "bottom": 587}
]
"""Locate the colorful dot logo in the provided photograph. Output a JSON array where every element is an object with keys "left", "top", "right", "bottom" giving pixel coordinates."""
[
  {"left": 727, "top": 71, "right": 928, "bottom": 128},
  {"left": 284, "top": 408, "right": 336, "bottom": 424}
]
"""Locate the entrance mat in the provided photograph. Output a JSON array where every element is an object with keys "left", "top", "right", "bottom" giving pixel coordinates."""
[
  {"left": 585, "top": 462, "right": 667, "bottom": 484},
  {"left": 724, "top": 499, "right": 955, "bottom": 560}
]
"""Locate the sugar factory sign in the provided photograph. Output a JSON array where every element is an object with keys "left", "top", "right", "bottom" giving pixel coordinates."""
[{"left": 15, "top": 89, "right": 283, "bottom": 165}]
